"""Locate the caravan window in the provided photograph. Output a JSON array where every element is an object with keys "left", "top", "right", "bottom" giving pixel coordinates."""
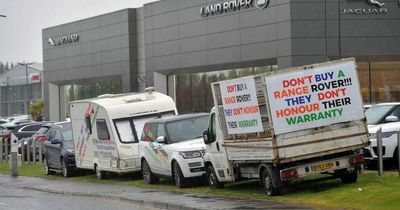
[
  {"left": 96, "top": 119, "right": 110, "bottom": 140},
  {"left": 115, "top": 120, "right": 136, "bottom": 143}
]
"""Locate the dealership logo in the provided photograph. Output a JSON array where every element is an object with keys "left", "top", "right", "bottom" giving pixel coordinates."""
[
  {"left": 200, "top": 0, "right": 269, "bottom": 17},
  {"left": 48, "top": 34, "right": 79, "bottom": 47},
  {"left": 366, "top": 0, "right": 385, "bottom": 7},
  {"left": 343, "top": 0, "right": 388, "bottom": 15},
  {"left": 255, "top": 0, "right": 270, "bottom": 9}
]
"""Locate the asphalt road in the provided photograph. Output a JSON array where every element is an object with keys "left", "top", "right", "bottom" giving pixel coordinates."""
[
  {"left": 0, "top": 179, "right": 157, "bottom": 210},
  {"left": 0, "top": 174, "right": 310, "bottom": 210}
]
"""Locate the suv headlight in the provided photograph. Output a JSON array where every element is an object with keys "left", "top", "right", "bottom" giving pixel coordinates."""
[
  {"left": 382, "top": 132, "right": 397, "bottom": 139},
  {"left": 369, "top": 131, "right": 397, "bottom": 139},
  {"left": 180, "top": 151, "right": 202, "bottom": 159},
  {"left": 67, "top": 149, "right": 75, "bottom": 154}
]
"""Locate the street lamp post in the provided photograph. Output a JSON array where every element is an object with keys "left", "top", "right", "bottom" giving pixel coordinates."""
[{"left": 18, "top": 62, "right": 33, "bottom": 117}]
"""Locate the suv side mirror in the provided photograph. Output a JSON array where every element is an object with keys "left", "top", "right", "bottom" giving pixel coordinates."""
[
  {"left": 203, "top": 130, "right": 210, "bottom": 144},
  {"left": 386, "top": 116, "right": 399, "bottom": 123},
  {"left": 51, "top": 139, "right": 61, "bottom": 145},
  {"left": 156, "top": 136, "right": 166, "bottom": 144}
]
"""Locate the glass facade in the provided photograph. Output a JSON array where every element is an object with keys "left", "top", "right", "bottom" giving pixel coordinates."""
[
  {"left": 175, "top": 61, "right": 400, "bottom": 114},
  {"left": 357, "top": 61, "right": 400, "bottom": 105},
  {"left": 60, "top": 76, "right": 122, "bottom": 118},
  {"left": 175, "top": 66, "right": 278, "bottom": 114},
  {"left": 0, "top": 83, "right": 42, "bottom": 117}
]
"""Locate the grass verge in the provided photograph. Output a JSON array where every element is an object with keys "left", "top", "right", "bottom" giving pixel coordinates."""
[{"left": 1, "top": 162, "right": 399, "bottom": 210}]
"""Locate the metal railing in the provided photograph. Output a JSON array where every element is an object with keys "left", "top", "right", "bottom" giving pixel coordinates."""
[
  {"left": 0, "top": 138, "right": 44, "bottom": 164},
  {"left": 375, "top": 129, "right": 400, "bottom": 177}
]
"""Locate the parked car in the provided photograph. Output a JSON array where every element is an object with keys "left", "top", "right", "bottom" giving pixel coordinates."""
[
  {"left": 0, "top": 124, "right": 15, "bottom": 158},
  {"left": 14, "top": 122, "right": 50, "bottom": 158},
  {"left": 139, "top": 113, "right": 209, "bottom": 188},
  {"left": 0, "top": 119, "right": 8, "bottom": 125},
  {"left": 43, "top": 121, "right": 76, "bottom": 177},
  {"left": 364, "top": 104, "right": 373, "bottom": 111},
  {"left": 28, "top": 122, "right": 55, "bottom": 160},
  {"left": 7, "top": 115, "right": 30, "bottom": 125},
  {"left": 364, "top": 103, "right": 400, "bottom": 166}
]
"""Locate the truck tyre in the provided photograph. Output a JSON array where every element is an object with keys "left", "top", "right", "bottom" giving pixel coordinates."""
[
  {"left": 142, "top": 159, "right": 159, "bottom": 184},
  {"left": 206, "top": 165, "right": 224, "bottom": 189},
  {"left": 61, "top": 158, "right": 73, "bottom": 177},
  {"left": 262, "top": 169, "right": 281, "bottom": 196},
  {"left": 340, "top": 170, "right": 358, "bottom": 184},
  {"left": 95, "top": 164, "right": 107, "bottom": 180},
  {"left": 173, "top": 161, "right": 188, "bottom": 188},
  {"left": 392, "top": 147, "right": 399, "bottom": 169},
  {"left": 44, "top": 157, "right": 54, "bottom": 175}
]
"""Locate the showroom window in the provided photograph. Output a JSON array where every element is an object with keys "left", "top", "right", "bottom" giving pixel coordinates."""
[
  {"left": 175, "top": 66, "right": 277, "bottom": 114},
  {"left": 357, "top": 61, "right": 400, "bottom": 105},
  {"left": 61, "top": 76, "right": 122, "bottom": 118}
]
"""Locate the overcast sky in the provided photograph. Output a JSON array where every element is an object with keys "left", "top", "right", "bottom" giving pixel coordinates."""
[{"left": 0, "top": 0, "right": 159, "bottom": 64}]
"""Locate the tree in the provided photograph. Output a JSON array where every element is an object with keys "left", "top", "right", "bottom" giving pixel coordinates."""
[{"left": 29, "top": 100, "right": 44, "bottom": 121}]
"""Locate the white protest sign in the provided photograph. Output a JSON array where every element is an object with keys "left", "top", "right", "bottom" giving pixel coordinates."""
[
  {"left": 219, "top": 77, "right": 264, "bottom": 134},
  {"left": 265, "top": 59, "right": 364, "bottom": 135}
]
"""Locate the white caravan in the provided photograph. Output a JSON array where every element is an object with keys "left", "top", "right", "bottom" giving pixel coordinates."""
[{"left": 70, "top": 90, "right": 177, "bottom": 179}]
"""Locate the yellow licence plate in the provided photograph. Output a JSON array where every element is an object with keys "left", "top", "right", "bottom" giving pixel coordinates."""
[{"left": 314, "top": 162, "right": 334, "bottom": 171}]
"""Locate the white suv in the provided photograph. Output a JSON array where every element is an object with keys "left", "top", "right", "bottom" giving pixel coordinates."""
[
  {"left": 139, "top": 113, "right": 209, "bottom": 188},
  {"left": 365, "top": 103, "right": 400, "bottom": 165}
]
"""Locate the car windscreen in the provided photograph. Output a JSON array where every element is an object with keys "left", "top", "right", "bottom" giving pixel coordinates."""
[
  {"left": 165, "top": 116, "right": 209, "bottom": 143},
  {"left": 365, "top": 105, "right": 395, "bottom": 125},
  {"left": 61, "top": 123, "right": 73, "bottom": 141},
  {"left": 114, "top": 111, "right": 176, "bottom": 144},
  {"left": 36, "top": 126, "right": 50, "bottom": 135}
]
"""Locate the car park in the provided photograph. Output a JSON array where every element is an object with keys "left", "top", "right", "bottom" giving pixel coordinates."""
[
  {"left": 139, "top": 113, "right": 209, "bottom": 188},
  {"left": 14, "top": 122, "right": 50, "bottom": 159},
  {"left": 43, "top": 121, "right": 76, "bottom": 177},
  {"left": 364, "top": 103, "right": 400, "bottom": 166}
]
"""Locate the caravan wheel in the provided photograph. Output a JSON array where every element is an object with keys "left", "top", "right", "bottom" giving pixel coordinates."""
[{"left": 95, "top": 164, "right": 107, "bottom": 180}]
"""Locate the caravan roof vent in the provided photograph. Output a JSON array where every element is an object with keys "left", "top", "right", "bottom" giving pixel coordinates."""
[
  {"left": 123, "top": 97, "right": 143, "bottom": 103},
  {"left": 97, "top": 94, "right": 115, "bottom": 98},
  {"left": 145, "top": 87, "right": 155, "bottom": 94}
]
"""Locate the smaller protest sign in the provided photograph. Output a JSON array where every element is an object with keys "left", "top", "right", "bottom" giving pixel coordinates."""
[{"left": 219, "top": 77, "right": 264, "bottom": 134}]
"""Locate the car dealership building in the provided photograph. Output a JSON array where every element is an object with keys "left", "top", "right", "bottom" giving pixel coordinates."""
[{"left": 43, "top": 0, "right": 400, "bottom": 121}]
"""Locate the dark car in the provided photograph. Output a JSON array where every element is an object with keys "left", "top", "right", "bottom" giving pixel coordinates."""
[
  {"left": 0, "top": 122, "right": 45, "bottom": 159},
  {"left": 14, "top": 122, "right": 50, "bottom": 159},
  {"left": 27, "top": 122, "right": 55, "bottom": 160},
  {"left": 43, "top": 122, "right": 76, "bottom": 177}
]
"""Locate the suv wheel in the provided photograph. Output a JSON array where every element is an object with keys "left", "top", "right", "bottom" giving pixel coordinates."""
[
  {"left": 173, "top": 161, "right": 187, "bottom": 188},
  {"left": 142, "top": 159, "right": 159, "bottom": 184},
  {"left": 44, "top": 158, "right": 54, "bottom": 175},
  {"left": 61, "top": 158, "right": 72, "bottom": 177}
]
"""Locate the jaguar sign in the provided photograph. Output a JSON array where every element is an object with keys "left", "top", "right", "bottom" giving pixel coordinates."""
[
  {"left": 48, "top": 34, "right": 79, "bottom": 47},
  {"left": 343, "top": 0, "right": 388, "bottom": 15}
]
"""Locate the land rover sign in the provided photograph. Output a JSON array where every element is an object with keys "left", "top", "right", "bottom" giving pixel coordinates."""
[{"left": 200, "top": 0, "right": 270, "bottom": 17}]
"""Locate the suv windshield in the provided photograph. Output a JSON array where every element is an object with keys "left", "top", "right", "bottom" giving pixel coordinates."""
[
  {"left": 365, "top": 105, "right": 395, "bottom": 125},
  {"left": 61, "top": 123, "right": 73, "bottom": 141},
  {"left": 165, "top": 116, "right": 208, "bottom": 143}
]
